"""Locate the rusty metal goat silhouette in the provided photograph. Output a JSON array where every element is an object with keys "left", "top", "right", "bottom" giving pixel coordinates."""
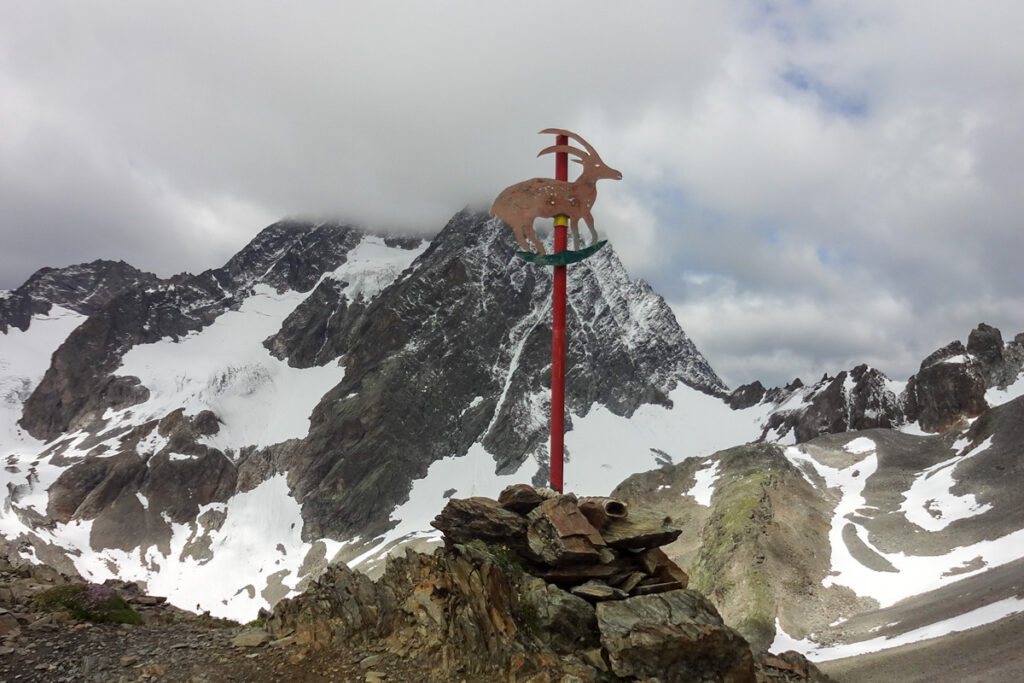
[{"left": 491, "top": 129, "right": 622, "bottom": 254}]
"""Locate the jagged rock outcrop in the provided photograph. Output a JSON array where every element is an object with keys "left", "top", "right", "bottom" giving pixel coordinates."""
[
  {"left": 728, "top": 381, "right": 767, "bottom": 410},
  {"left": 968, "top": 323, "right": 1007, "bottom": 386},
  {"left": 758, "top": 365, "right": 904, "bottom": 443},
  {"left": 897, "top": 324, "right": 1024, "bottom": 432},
  {"left": 750, "top": 323, "right": 1024, "bottom": 440},
  {"left": 902, "top": 341, "right": 988, "bottom": 432}
]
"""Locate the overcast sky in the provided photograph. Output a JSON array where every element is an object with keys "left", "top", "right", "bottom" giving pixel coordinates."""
[{"left": 2, "top": 1, "right": 1023, "bottom": 388}]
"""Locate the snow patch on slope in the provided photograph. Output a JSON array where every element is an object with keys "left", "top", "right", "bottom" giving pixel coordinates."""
[
  {"left": 42, "top": 474, "right": 339, "bottom": 621},
  {"left": 986, "top": 371, "right": 1024, "bottom": 407},
  {"left": 328, "top": 234, "right": 427, "bottom": 300},
  {"left": 0, "top": 306, "right": 85, "bottom": 447},
  {"left": 901, "top": 436, "right": 994, "bottom": 531},
  {"left": 1, "top": 307, "right": 87, "bottom": 532},
  {"left": 686, "top": 458, "right": 722, "bottom": 506},
  {"left": 564, "top": 386, "right": 770, "bottom": 495},
  {"left": 346, "top": 442, "right": 531, "bottom": 569},
  {"left": 346, "top": 385, "right": 772, "bottom": 572}
]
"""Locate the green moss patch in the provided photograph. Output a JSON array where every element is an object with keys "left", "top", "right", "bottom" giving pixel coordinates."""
[{"left": 34, "top": 583, "right": 143, "bottom": 625}]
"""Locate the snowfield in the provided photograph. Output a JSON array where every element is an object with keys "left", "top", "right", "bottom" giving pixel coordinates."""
[
  {"left": 111, "top": 283, "right": 345, "bottom": 452},
  {"left": 40, "top": 474, "right": 345, "bottom": 621},
  {"left": 773, "top": 595, "right": 1024, "bottom": 661}
]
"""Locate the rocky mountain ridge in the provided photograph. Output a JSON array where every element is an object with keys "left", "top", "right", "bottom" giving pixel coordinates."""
[
  {"left": 0, "top": 260, "right": 159, "bottom": 335},
  {"left": 731, "top": 322, "right": 1024, "bottom": 442},
  {"left": 1, "top": 210, "right": 730, "bottom": 621}
]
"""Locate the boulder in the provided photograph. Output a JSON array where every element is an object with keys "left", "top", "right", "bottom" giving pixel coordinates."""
[
  {"left": 431, "top": 497, "right": 529, "bottom": 555},
  {"left": 596, "top": 589, "right": 756, "bottom": 682},
  {"left": 526, "top": 496, "right": 604, "bottom": 566},
  {"left": 498, "top": 484, "right": 547, "bottom": 514},
  {"left": 521, "top": 580, "right": 599, "bottom": 653},
  {"left": 231, "top": 628, "right": 271, "bottom": 648}
]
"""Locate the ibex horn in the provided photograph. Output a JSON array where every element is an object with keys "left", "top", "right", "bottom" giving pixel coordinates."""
[
  {"left": 538, "top": 128, "right": 600, "bottom": 158},
  {"left": 537, "top": 144, "right": 591, "bottom": 161}
]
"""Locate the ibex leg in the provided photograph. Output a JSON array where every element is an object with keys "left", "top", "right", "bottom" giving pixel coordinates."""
[
  {"left": 525, "top": 225, "right": 546, "bottom": 254},
  {"left": 511, "top": 225, "right": 533, "bottom": 252},
  {"left": 583, "top": 216, "right": 598, "bottom": 247}
]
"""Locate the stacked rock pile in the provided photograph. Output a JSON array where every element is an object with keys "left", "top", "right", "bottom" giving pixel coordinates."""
[{"left": 431, "top": 483, "right": 690, "bottom": 603}]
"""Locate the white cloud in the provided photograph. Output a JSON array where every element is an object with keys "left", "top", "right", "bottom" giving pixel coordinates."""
[{"left": 1, "top": 1, "right": 1023, "bottom": 385}]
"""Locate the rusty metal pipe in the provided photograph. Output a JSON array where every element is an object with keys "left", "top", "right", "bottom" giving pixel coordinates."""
[{"left": 577, "top": 497, "right": 629, "bottom": 530}]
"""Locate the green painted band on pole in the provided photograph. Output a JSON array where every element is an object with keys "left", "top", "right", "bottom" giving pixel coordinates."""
[{"left": 515, "top": 240, "right": 607, "bottom": 266}]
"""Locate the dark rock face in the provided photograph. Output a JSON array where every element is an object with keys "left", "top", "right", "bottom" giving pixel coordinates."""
[
  {"left": 728, "top": 381, "right": 766, "bottom": 409},
  {"left": 903, "top": 341, "right": 988, "bottom": 432},
  {"left": 264, "top": 277, "right": 362, "bottom": 368},
  {"left": 897, "top": 325, "right": 1024, "bottom": 432},
  {"left": 968, "top": 323, "right": 1005, "bottom": 384},
  {"left": 0, "top": 260, "right": 159, "bottom": 334}
]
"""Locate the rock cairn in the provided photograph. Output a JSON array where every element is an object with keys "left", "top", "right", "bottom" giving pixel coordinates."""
[
  {"left": 267, "top": 485, "right": 834, "bottom": 682},
  {"left": 431, "top": 484, "right": 691, "bottom": 603}
]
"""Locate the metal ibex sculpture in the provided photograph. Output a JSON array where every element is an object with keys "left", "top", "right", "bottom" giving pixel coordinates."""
[{"left": 491, "top": 129, "right": 622, "bottom": 254}]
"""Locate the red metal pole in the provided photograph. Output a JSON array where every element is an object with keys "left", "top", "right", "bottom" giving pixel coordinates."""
[{"left": 550, "top": 134, "right": 568, "bottom": 492}]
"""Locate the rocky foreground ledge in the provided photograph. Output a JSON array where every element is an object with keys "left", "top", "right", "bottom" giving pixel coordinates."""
[{"left": 0, "top": 487, "right": 835, "bottom": 682}]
